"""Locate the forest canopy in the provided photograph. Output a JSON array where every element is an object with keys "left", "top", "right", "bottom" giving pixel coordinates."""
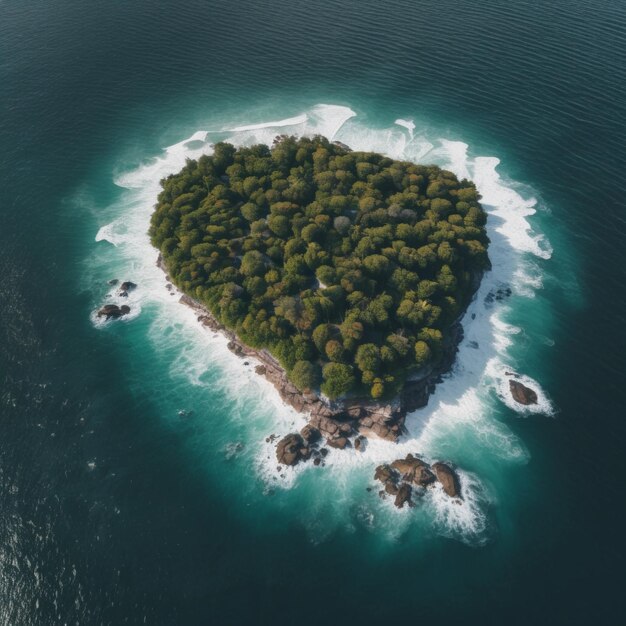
[{"left": 150, "top": 135, "right": 489, "bottom": 400}]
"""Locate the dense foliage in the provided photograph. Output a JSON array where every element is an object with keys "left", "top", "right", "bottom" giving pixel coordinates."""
[{"left": 150, "top": 136, "right": 489, "bottom": 400}]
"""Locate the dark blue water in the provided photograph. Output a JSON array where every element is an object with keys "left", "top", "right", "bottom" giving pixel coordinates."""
[{"left": 1, "top": 1, "right": 625, "bottom": 624}]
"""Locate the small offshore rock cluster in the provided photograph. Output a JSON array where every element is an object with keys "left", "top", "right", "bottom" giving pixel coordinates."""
[
  {"left": 274, "top": 429, "right": 462, "bottom": 509},
  {"left": 96, "top": 280, "right": 137, "bottom": 319},
  {"left": 374, "top": 455, "right": 461, "bottom": 508},
  {"left": 273, "top": 425, "right": 335, "bottom": 469},
  {"left": 97, "top": 303, "right": 131, "bottom": 319}
]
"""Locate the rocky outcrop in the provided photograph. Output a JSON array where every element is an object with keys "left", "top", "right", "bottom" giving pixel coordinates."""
[
  {"left": 326, "top": 436, "right": 349, "bottom": 450},
  {"left": 116, "top": 281, "right": 137, "bottom": 298},
  {"left": 97, "top": 304, "right": 130, "bottom": 319},
  {"left": 332, "top": 140, "right": 352, "bottom": 152},
  {"left": 300, "top": 424, "right": 321, "bottom": 444},
  {"left": 509, "top": 380, "right": 538, "bottom": 405},
  {"left": 394, "top": 483, "right": 413, "bottom": 509},
  {"left": 432, "top": 462, "right": 461, "bottom": 498},
  {"left": 276, "top": 434, "right": 311, "bottom": 466},
  {"left": 119, "top": 281, "right": 137, "bottom": 292},
  {"left": 374, "top": 455, "right": 461, "bottom": 507},
  {"left": 390, "top": 454, "right": 436, "bottom": 487}
]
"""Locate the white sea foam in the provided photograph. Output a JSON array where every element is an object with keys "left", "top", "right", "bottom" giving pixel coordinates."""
[
  {"left": 90, "top": 104, "right": 554, "bottom": 545},
  {"left": 394, "top": 118, "right": 415, "bottom": 139},
  {"left": 227, "top": 113, "right": 308, "bottom": 132}
]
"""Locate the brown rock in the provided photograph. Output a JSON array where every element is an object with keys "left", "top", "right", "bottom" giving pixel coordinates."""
[
  {"left": 291, "top": 395, "right": 306, "bottom": 412},
  {"left": 432, "top": 462, "right": 461, "bottom": 498},
  {"left": 390, "top": 454, "right": 436, "bottom": 487},
  {"left": 385, "top": 481, "right": 399, "bottom": 496},
  {"left": 119, "top": 281, "right": 137, "bottom": 292},
  {"left": 97, "top": 304, "right": 130, "bottom": 319},
  {"left": 276, "top": 434, "right": 305, "bottom": 466},
  {"left": 354, "top": 436, "right": 366, "bottom": 452},
  {"left": 326, "top": 437, "right": 349, "bottom": 450},
  {"left": 346, "top": 406, "right": 364, "bottom": 419},
  {"left": 374, "top": 464, "right": 396, "bottom": 486},
  {"left": 300, "top": 424, "right": 321, "bottom": 444},
  {"left": 413, "top": 464, "right": 436, "bottom": 487},
  {"left": 227, "top": 341, "right": 244, "bottom": 356},
  {"left": 255, "top": 364, "right": 267, "bottom": 376},
  {"left": 509, "top": 380, "right": 538, "bottom": 405},
  {"left": 339, "top": 422, "right": 353, "bottom": 435},
  {"left": 394, "top": 483, "right": 412, "bottom": 508},
  {"left": 390, "top": 458, "right": 418, "bottom": 478}
]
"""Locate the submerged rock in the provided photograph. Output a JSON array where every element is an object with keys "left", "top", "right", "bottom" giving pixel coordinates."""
[
  {"left": 97, "top": 304, "right": 130, "bottom": 319},
  {"left": 509, "top": 379, "right": 538, "bottom": 405},
  {"left": 119, "top": 281, "right": 137, "bottom": 293},
  {"left": 432, "top": 462, "right": 461, "bottom": 498}
]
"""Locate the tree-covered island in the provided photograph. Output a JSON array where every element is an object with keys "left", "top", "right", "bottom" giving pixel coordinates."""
[{"left": 150, "top": 135, "right": 489, "bottom": 410}]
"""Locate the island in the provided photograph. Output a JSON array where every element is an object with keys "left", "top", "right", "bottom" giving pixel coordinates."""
[{"left": 150, "top": 135, "right": 489, "bottom": 458}]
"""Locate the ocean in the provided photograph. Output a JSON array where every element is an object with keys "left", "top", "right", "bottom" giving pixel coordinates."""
[{"left": 1, "top": 1, "right": 625, "bottom": 624}]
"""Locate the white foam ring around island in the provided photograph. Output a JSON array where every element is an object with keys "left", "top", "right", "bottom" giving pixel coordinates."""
[{"left": 91, "top": 103, "right": 553, "bottom": 546}]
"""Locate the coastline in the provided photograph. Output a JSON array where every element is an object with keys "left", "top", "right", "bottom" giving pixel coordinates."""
[{"left": 157, "top": 254, "right": 483, "bottom": 446}]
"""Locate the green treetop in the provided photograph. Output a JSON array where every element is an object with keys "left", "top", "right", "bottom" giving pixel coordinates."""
[{"left": 150, "top": 135, "right": 489, "bottom": 400}]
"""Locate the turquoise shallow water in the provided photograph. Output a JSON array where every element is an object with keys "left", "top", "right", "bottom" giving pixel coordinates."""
[{"left": 1, "top": 1, "right": 625, "bottom": 624}]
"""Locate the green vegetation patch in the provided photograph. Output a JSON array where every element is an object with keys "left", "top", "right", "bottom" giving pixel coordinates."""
[{"left": 150, "top": 136, "right": 489, "bottom": 400}]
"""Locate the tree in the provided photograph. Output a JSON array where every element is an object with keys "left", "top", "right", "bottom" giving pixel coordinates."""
[
  {"left": 325, "top": 339, "right": 344, "bottom": 362},
  {"left": 268, "top": 214, "right": 291, "bottom": 237},
  {"left": 414, "top": 340, "right": 431, "bottom": 368},
  {"left": 371, "top": 380, "right": 385, "bottom": 399},
  {"left": 355, "top": 343, "right": 381, "bottom": 374},
  {"left": 290, "top": 360, "right": 321, "bottom": 392},
  {"left": 321, "top": 363, "right": 355, "bottom": 399},
  {"left": 241, "top": 202, "right": 263, "bottom": 222},
  {"left": 363, "top": 254, "right": 392, "bottom": 278},
  {"left": 240, "top": 250, "right": 266, "bottom": 277},
  {"left": 333, "top": 215, "right": 351, "bottom": 235},
  {"left": 312, "top": 323, "right": 333, "bottom": 354}
]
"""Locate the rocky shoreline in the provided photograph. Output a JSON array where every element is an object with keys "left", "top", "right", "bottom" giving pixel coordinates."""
[
  {"left": 153, "top": 254, "right": 545, "bottom": 509},
  {"left": 157, "top": 254, "right": 478, "bottom": 447}
]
